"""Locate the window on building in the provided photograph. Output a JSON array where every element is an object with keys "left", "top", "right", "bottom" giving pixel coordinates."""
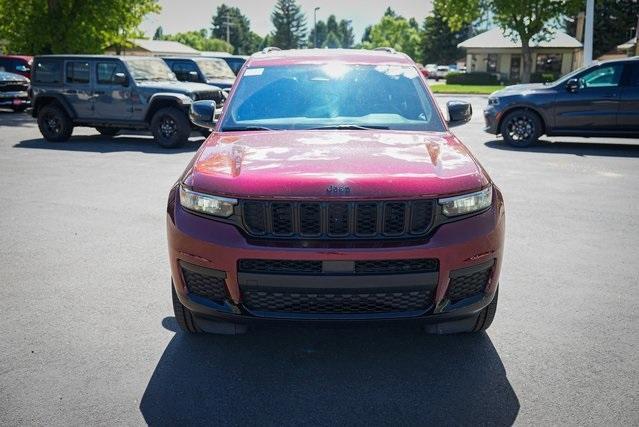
[
  {"left": 487, "top": 54, "right": 498, "bottom": 73},
  {"left": 536, "top": 54, "right": 562, "bottom": 74},
  {"left": 66, "top": 62, "right": 90, "bottom": 84}
]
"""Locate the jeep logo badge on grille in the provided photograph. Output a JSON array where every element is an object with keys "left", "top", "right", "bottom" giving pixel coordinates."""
[{"left": 327, "top": 185, "right": 350, "bottom": 194}]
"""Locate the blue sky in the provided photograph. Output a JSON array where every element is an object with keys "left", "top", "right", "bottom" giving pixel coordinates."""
[{"left": 141, "top": 0, "right": 435, "bottom": 42}]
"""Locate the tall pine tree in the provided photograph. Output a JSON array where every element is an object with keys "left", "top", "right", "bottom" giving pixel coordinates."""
[{"left": 271, "top": 0, "right": 307, "bottom": 49}]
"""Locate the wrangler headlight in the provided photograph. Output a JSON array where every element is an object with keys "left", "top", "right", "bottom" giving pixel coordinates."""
[
  {"left": 439, "top": 186, "right": 493, "bottom": 217},
  {"left": 179, "top": 185, "right": 237, "bottom": 217}
]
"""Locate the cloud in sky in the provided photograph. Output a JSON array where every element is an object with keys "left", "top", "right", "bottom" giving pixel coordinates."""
[{"left": 142, "top": 0, "right": 434, "bottom": 42}]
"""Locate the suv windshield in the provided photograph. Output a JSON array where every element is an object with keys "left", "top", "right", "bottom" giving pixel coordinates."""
[
  {"left": 195, "top": 58, "right": 235, "bottom": 80},
  {"left": 124, "top": 58, "right": 176, "bottom": 82},
  {"left": 220, "top": 63, "right": 444, "bottom": 132}
]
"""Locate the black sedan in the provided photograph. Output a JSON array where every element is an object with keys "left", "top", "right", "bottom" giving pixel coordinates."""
[
  {"left": 0, "top": 71, "right": 30, "bottom": 112},
  {"left": 484, "top": 57, "right": 639, "bottom": 147}
]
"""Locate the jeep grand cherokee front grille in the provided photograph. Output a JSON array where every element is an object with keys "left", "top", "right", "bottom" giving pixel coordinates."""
[{"left": 240, "top": 200, "right": 435, "bottom": 240}]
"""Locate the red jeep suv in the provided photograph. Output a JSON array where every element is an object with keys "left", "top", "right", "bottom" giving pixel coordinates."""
[{"left": 167, "top": 48, "right": 505, "bottom": 335}]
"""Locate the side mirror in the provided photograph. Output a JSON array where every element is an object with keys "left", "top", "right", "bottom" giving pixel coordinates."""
[
  {"left": 188, "top": 71, "right": 199, "bottom": 82},
  {"left": 566, "top": 78, "right": 579, "bottom": 92},
  {"left": 447, "top": 100, "right": 472, "bottom": 127},
  {"left": 189, "top": 100, "right": 217, "bottom": 129},
  {"left": 114, "top": 72, "right": 128, "bottom": 86}
]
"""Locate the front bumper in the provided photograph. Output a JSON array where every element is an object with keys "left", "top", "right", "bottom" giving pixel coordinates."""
[
  {"left": 483, "top": 105, "right": 501, "bottom": 134},
  {"left": 167, "top": 187, "right": 505, "bottom": 324},
  {"left": 0, "top": 93, "right": 30, "bottom": 108}
]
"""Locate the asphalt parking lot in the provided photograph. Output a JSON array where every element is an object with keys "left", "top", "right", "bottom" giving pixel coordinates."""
[{"left": 1, "top": 96, "right": 638, "bottom": 426}]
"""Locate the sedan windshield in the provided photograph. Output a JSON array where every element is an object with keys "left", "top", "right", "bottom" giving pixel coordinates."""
[
  {"left": 124, "top": 58, "right": 176, "bottom": 82},
  {"left": 220, "top": 63, "right": 445, "bottom": 132},
  {"left": 195, "top": 58, "right": 235, "bottom": 80}
]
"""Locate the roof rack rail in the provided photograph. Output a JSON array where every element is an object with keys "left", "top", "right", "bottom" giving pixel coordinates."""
[
  {"left": 261, "top": 46, "right": 282, "bottom": 54},
  {"left": 373, "top": 47, "right": 397, "bottom": 54}
]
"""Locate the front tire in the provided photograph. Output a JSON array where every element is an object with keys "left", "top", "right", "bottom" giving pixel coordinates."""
[
  {"left": 95, "top": 127, "right": 120, "bottom": 136},
  {"left": 472, "top": 289, "right": 498, "bottom": 332},
  {"left": 150, "top": 107, "right": 190, "bottom": 148},
  {"left": 37, "top": 104, "right": 73, "bottom": 142},
  {"left": 172, "top": 283, "right": 202, "bottom": 334},
  {"left": 500, "top": 109, "right": 542, "bottom": 147}
]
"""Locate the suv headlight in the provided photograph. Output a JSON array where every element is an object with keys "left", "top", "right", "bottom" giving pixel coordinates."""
[
  {"left": 439, "top": 186, "right": 493, "bottom": 217},
  {"left": 179, "top": 185, "right": 237, "bottom": 217}
]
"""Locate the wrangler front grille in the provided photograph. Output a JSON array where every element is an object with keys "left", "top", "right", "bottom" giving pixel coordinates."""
[{"left": 240, "top": 200, "right": 435, "bottom": 240}]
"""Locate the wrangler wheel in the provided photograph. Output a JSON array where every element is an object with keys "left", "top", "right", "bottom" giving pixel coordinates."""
[
  {"left": 150, "top": 107, "right": 190, "bottom": 148},
  {"left": 37, "top": 104, "right": 73, "bottom": 142}
]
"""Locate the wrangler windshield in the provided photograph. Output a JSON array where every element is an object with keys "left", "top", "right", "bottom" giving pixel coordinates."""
[
  {"left": 195, "top": 58, "right": 235, "bottom": 80},
  {"left": 220, "top": 63, "right": 445, "bottom": 131},
  {"left": 124, "top": 58, "right": 176, "bottom": 82}
]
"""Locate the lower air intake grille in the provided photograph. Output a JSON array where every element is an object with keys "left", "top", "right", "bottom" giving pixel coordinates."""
[
  {"left": 181, "top": 263, "right": 227, "bottom": 304},
  {"left": 446, "top": 263, "right": 492, "bottom": 303},
  {"left": 241, "top": 288, "right": 432, "bottom": 314}
]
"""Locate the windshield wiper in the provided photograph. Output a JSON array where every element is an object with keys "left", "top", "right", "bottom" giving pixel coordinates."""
[
  {"left": 308, "top": 124, "right": 390, "bottom": 130},
  {"left": 222, "top": 126, "right": 275, "bottom": 132}
]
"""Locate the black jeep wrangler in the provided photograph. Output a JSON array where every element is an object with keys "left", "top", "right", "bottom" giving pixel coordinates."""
[{"left": 30, "top": 55, "right": 224, "bottom": 147}]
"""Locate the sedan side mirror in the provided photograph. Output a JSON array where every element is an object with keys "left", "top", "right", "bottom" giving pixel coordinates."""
[
  {"left": 447, "top": 100, "right": 472, "bottom": 127},
  {"left": 114, "top": 72, "right": 128, "bottom": 86},
  {"left": 566, "top": 78, "right": 579, "bottom": 93},
  {"left": 190, "top": 100, "right": 217, "bottom": 129}
]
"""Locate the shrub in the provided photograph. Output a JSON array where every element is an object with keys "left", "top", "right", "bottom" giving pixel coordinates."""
[
  {"left": 446, "top": 71, "right": 501, "bottom": 85},
  {"left": 530, "top": 72, "right": 559, "bottom": 83}
]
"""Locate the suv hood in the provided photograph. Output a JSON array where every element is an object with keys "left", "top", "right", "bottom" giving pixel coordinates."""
[
  {"left": 492, "top": 82, "right": 552, "bottom": 96},
  {"left": 186, "top": 130, "right": 488, "bottom": 199},
  {"left": 136, "top": 80, "right": 215, "bottom": 94}
]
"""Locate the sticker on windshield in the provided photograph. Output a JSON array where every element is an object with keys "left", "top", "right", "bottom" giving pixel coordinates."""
[{"left": 244, "top": 68, "right": 264, "bottom": 76}]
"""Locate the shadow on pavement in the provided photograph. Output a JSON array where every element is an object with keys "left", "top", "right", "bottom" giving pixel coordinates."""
[
  {"left": 140, "top": 317, "right": 519, "bottom": 426},
  {"left": 0, "top": 109, "right": 34, "bottom": 127},
  {"left": 485, "top": 139, "right": 639, "bottom": 158},
  {"left": 14, "top": 135, "right": 203, "bottom": 154}
]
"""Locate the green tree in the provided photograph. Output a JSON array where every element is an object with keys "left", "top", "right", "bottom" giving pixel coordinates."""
[
  {"left": 153, "top": 26, "right": 164, "bottom": 40},
  {"left": 271, "top": 0, "right": 307, "bottom": 49},
  {"left": 323, "top": 32, "right": 341, "bottom": 48},
  {"left": 421, "top": 8, "right": 472, "bottom": 65},
  {"left": 0, "top": 0, "right": 159, "bottom": 54},
  {"left": 308, "top": 15, "right": 353, "bottom": 48},
  {"left": 210, "top": 4, "right": 253, "bottom": 55},
  {"left": 361, "top": 15, "right": 422, "bottom": 60},
  {"left": 564, "top": 0, "right": 639, "bottom": 59},
  {"left": 435, "top": 0, "right": 581, "bottom": 82},
  {"left": 338, "top": 19, "right": 354, "bottom": 48},
  {"left": 308, "top": 20, "right": 327, "bottom": 47},
  {"left": 162, "top": 29, "right": 233, "bottom": 53}
]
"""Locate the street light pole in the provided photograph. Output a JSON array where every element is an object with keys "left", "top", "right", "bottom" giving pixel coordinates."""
[
  {"left": 314, "top": 7, "right": 320, "bottom": 48},
  {"left": 583, "top": 0, "right": 594, "bottom": 65}
]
